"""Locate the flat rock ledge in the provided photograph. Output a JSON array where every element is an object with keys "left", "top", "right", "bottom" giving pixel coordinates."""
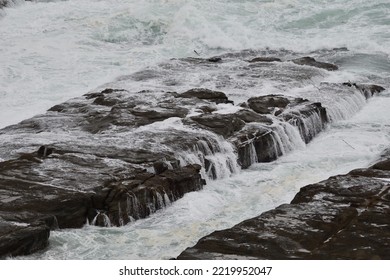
[
  {"left": 177, "top": 154, "right": 390, "bottom": 260},
  {"left": 0, "top": 51, "right": 385, "bottom": 258}
]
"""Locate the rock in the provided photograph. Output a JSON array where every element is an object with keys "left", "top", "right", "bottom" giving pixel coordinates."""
[
  {"left": 0, "top": 174, "right": 92, "bottom": 229},
  {"left": 0, "top": 220, "right": 50, "bottom": 259},
  {"left": 0, "top": 0, "right": 8, "bottom": 9},
  {"left": 187, "top": 114, "right": 246, "bottom": 138},
  {"left": 292, "top": 57, "right": 339, "bottom": 71},
  {"left": 92, "top": 164, "right": 204, "bottom": 226},
  {"left": 37, "top": 146, "right": 53, "bottom": 158},
  {"left": 343, "top": 82, "right": 386, "bottom": 98},
  {"left": 208, "top": 57, "right": 222, "bottom": 63},
  {"left": 232, "top": 126, "right": 280, "bottom": 167},
  {"left": 179, "top": 88, "right": 233, "bottom": 104},
  {"left": 371, "top": 159, "right": 390, "bottom": 171},
  {"left": 280, "top": 102, "right": 328, "bottom": 143},
  {"left": 247, "top": 95, "right": 291, "bottom": 114},
  {"left": 153, "top": 161, "right": 169, "bottom": 174},
  {"left": 234, "top": 109, "right": 273, "bottom": 124},
  {"left": 0, "top": 48, "right": 385, "bottom": 258},
  {"left": 177, "top": 156, "right": 390, "bottom": 259},
  {"left": 248, "top": 57, "right": 282, "bottom": 63}
]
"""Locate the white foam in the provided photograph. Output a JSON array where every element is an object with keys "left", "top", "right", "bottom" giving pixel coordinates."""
[{"left": 1, "top": 0, "right": 389, "bottom": 129}]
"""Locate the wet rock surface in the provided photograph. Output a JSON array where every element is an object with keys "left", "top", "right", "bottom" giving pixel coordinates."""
[
  {"left": 292, "top": 56, "right": 339, "bottom": 71},
  {"left": 0, "top": 0, "right": 8, "bottom": 9},
  {"left": 177, "top": 156, "right": 390, "bottom": 260},
  {"left": 0, "top": 49, "right": 386, "bottom": 258}
]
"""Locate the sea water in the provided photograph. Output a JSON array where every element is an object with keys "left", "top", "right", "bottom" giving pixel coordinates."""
[
  {"left": 1, "top": 0, "right": 390, "bottom": 259},
  {"left": 1, "top": 0, "right": 389, "bottom": 128}
]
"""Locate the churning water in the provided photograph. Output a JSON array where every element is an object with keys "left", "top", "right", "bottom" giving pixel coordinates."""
[{"left": 1, "top": 0, "right": 390, "bottom": 259}]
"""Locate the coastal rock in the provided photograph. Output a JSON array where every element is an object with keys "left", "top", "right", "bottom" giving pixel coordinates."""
[
  {"left": 91, "top": 164, "right": 204, "bottom": 226},
  {"left": 0, "top": 220, "right": 50, "bottom": 259},
  {"left": 177, "top": 156, "right": 390, "bottom": 260},
  {"left": 186, "top": 114, "right": 246, "bottom": 138},
  {"left": 343, "top": 82, "right": 386, "bottom": 99},
  {"left": 0, "top": 0, "right": 8, "bottom": 9},
  {"left": 0, "top": 49, "right": 385, "bottom": 258},
  {"left": 292, "top": 57, "right": 339, "bottom": 71},
  {"left": 248, "top": 57, "right": 282, "bottom": 63},
  {"left": 247, "top": 95, "right": 291, "bottom": 114},
  {"left": 178, "top": 88, "right": 233, "bottom": 104}
]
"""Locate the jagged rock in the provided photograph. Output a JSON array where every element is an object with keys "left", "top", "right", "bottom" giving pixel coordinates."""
[
  {"left": 177, "top": 156, "right": 390, "bottom": 260},
  {"left": 179, "top": 88, "right": 233, "bottom": 104},
  {"left": 292, "top": 57, "right": 339, "bottom": 71}
]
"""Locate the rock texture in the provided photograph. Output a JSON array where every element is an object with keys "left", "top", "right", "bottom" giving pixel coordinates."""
[
  {"left": 0, "top": 0, "right": 7, "bottom": 8},
  {"left": 0, "top": 49, "right": 385, "bottom": 258},
  {"left": 177, "top": 155, "right": 390, "bottom": 260}
]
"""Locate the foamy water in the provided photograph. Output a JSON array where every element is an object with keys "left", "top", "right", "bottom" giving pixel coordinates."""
[{"left": 1, "top": 0, "right": 389, "bottom": 128}]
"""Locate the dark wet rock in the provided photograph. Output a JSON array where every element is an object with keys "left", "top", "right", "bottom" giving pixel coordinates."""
[
  {"left": 371, "top": 159, "right": 390, "bottom": 171},
  {"left": 234, "top": 109, "right": 273, "bottom": 124},
  {"left": 0, "top": 219, "right": 50, "bottom": 259},
  {"left": 91, "top": 164, "right": 204, "bottom": 226},
  {"left": 343, "top": 82, "right": 386, "bottom": 98},
  {"left": 247, "top": 95, "right": 291, "bottom": 114},
  {"left": 179, "top": 88, "right": 233, "bottom": 104},
  {"left": 281, "top": 102, "right": 328, "bottom": 143},
  {"left": 177, "top": 156, "right": 390, "bottom": 259},
  {"left": 248, "top": 57, "right": 282, "bottom": 63},
  {"left": 208, "top": 57, "right": 222, "bottom": 63},
  {"left": 153, "top": 161, "right": 169, "bottom": 175},
  {"left": 232, "top": 125, "right": 280, "bottom": 168},
  {"left": 37, "top": 146, "right": 53, "bottom": 158},
  {"left": 186, "top": 114, "right": 246, "bottom": 138},
  {"left": 179, "top": 57, "right": 223, "bottom": 65},
  {"left": 0, "top": 174, "right": 92, "bottom": 229},
  {"left": 292, "top": 57, "right": 339, "bottom": 71}
]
